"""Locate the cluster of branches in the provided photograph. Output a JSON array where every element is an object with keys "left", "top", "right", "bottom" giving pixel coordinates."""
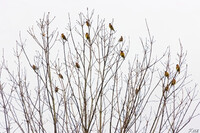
[{"left": 0, "top": 10, "right": 199, "bottom": 133}]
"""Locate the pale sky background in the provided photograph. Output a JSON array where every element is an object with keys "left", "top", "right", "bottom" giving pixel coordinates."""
[{"left": 1, "top": 0, "right": 200, "bottom": 132}]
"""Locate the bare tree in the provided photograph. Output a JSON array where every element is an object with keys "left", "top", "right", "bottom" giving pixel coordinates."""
[{"left": 0, "top": 10, "right": 199, "bottom": 133}]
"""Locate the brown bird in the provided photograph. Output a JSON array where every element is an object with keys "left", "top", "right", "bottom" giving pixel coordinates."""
[
  {"left": 176, "top": 64, "right": 180, "bottom": 74},
  {"left": 75, "top": 62, "right": 80, "bottom": 69},
  {"left": 86, "top": 20, "right": 90, "bottom": 27},
  {"left": 165, "top": 85, "right": 169, "bottom": 91},
  {"left": 32, "top": 65, "right": 38, "bottom": 71},
  {"left": 119, "top": 36, "right": 123, "bottom": 42},
  {"left": 120, "top": 50, "right": 125, "bottom": 58},
  {"left": 61, "top": 33, "right": 67, "bottom": 41},
  {"left": 135, "top": 88, "right": 140, "bottom": 95},
  {"left": 55, "top": 87, "right": 59, "bottom": 92},
  {"left": 171, "top": 78, "right": 176, "bottom": 85},
  {"left": 164, "top": 71, "right": 169, "bottom": 78},
  {"left": 109, "top": 23, "right": 115, "bottom": 31},
  {"left": 85, "top": 33, "right": 90, "bottom": 42},
  {"left": 58, "top": 73, "right": 63, "bottom": 79}
]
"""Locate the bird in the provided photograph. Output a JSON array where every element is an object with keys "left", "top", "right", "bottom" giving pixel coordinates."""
[
  {"left": 32, "top": 65, "right": 38, "bottom": 71},
  {"left": 75, "top": 62, "right": 80, "bottom": 69},
  {"left": 171, "top": 78, "right": 176, "bottom": 85},
  {"left": 135, "top": 88, "right": 140, "bottom": 95},
  {"left": 119, "top": 36, "right": 123, "bottom": 42},
  {"left": 61, "top": 33, "right": 67, "bottom": 41},
  {"left": 58, "top": 73, "right": 63, "bottom": 79},
  {"left": 55, "top": 87, "right": 59, "bottom": 92},
  {"left": 109, "top": 23, "right": 115, "bottom": 31},
  {"left": 176, "top": 64, "right": 180, "bottom": 74},
  {"left": 120, "top": 50, "right": 125, "bottom": 58},
  {"left": 86, "top": 20, "right": 90, "bottom": 27},
  {"left": 165, "top": 85, "right": 169, "bottom": 91},
  {"left": 164, "top": 71, "right": 169, "bottom": 78},
  {"left": 85, "top": 33, "right": 90, "bottom": 42}
]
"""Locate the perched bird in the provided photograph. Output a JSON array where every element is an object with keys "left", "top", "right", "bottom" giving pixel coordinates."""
[
  {"left": 120, "top": 50, "right": 125, "bottom": 58},
  {"left": 75, "top": 62, "right": 80, "bottom": 69},
  {"left": 32, "top": 65, "right": 38, "bottom": 71},
  {"left": 165, "top": 85, "right": 169, "bottom": 91},
  {"left": 171, "top": 78, "right": 176, "bottom": 85},
  {"left": 85, "top": 33, "right": 90, "bottom": 42},
  {"left": 61, "top": 33, "right": 67, "bottom": 41},
  {"left": 119, "top": 36, "right": 123, "bottom": 42},
  {"left": 55, "top": 87, "right": 59, "bottom": 92},
  {"left": 135, "top": 88, "right": 140, "bottom": 95},
  {"left": 164, "top": 71, "right": 169, "bottom": 78},
  {"left": 58, "top": 73, "right": 63, "bottom": 79},
  {"left": 86, "top": 20, "right": 90, "bottom": 27},
  {"left": 176, "top": 64, "right": 180, "bottom": 74},
  {"left": 109, "top": 23, "right": 115, "bottom": 31}
]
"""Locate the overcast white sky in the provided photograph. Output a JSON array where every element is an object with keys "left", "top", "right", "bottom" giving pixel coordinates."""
[{"left": 1, "top": 0, "right": 200, "bottom": 132}]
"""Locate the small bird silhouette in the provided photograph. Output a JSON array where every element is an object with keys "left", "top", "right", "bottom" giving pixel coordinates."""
[
  {"left": 120, "top": 50, "right": 125, "bottom": 58},
  {"left": 135, "top": 88, "right": 140, "bottom": 95},
  {"left": 55, "top": 87, "right": 59, "bottom": 92},
  {"left": 176, "top": 64, "right": 180, "bottom": 74},
  {"left": 86, "top": 20, "right": 90, "bottom": 27},
  {"left": 61, "top": 33, "right": 67, "bottom": 41},
  {"left": 119, "top": 36, "right": 123, "bottom": 42},
  {"left": 75, "top": 62, "right": 80, "bottom": 69},
  {"left": 165, "top": 85, "right": 169, "bottom": 91},
  {"left": 171, "top": 78, "right": 176, "bottom": 85},
  {"left": 85, "top": 33, "right": 90, "bottom": 42},
  {"left": 164, "top": 71, "right": 169, "bottom": 78},
  {"left": 58, "top": 73, "right": 63, "bottom": 79},
  {"left": 32, "top": 65, "right": 38, "bottom": 71},
  {"left": 109, "top": 23, "right": 115, "bottom": 31}
]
